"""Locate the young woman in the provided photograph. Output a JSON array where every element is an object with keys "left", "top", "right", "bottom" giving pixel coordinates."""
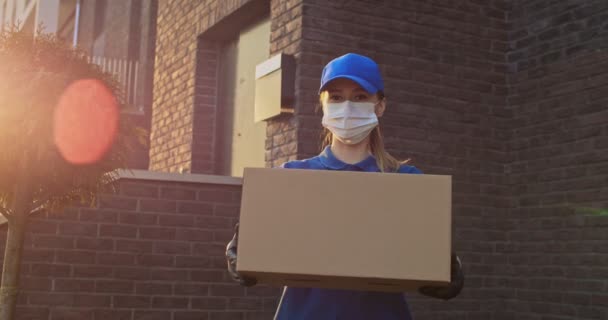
[{"left": 227, "top": 53, "right": 464, "bottom": 319}]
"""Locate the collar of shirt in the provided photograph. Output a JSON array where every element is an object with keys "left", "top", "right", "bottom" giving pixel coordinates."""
[{"left": 318, "top": 146, "right": 379, "bottom": 172}]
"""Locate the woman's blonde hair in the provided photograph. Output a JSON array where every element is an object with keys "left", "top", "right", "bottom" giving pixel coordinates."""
[{"left": 319, "top": 91, "right": 409, "bottom": 172}]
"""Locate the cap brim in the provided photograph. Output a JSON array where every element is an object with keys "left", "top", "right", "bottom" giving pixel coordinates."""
[{"left": 319, "top": 75, "right": 378, "bottom": 94}]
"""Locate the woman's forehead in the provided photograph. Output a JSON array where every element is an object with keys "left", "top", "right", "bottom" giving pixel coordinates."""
[{"left": 324, "top": 78, "right": 365, "bottom": 92}]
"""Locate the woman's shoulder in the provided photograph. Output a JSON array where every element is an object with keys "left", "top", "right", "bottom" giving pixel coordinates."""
[
  {"left": 397, "top": 164, "right": 423, "bottom": 174},
  {"left": 280, "top": 157, "right": 325, "bottom": 170}
]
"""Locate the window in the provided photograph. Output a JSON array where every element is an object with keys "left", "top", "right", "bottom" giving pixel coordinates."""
[
  {"left": 93, "top": 0, "right": 107, "bottom": 41},
  {"left": 0, "top": 1, "right": 6, "bottom": 30}
]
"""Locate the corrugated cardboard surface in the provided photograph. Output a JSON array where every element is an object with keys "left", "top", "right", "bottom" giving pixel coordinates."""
[{"left": 237, "top": 168, "right": 452, "bottom": 292}]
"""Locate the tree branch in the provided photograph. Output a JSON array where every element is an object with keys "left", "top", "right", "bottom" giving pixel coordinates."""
[
  {"left": 28, "top": 200, "right": 48, "bottom": 217},
  {"left": 30, "top": 199, "right": 46, "bottom": 211},
  {"left": 0, "top": 206, "right": 11, "bottom": 220}
]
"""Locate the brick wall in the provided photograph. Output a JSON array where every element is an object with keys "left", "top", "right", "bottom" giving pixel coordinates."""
[
  {"left": 150, "top": 0, "right": 302, "bottom": 173},
  {"left": 0, "top": 174, "right": 279, "bottom": 320},
  {"left": 144, "top": 0, "right": 608, "bottom": 319},
  {"left": 264, "top": 0, "right": 302, "bottom": 168},
  {"left": 294, "top": 1, "right": 512, "bottom": 319},
  {"left": 504, "top": 1, "right": 608, "bottom": 319},
  {"left": 151, "top": 0, "right": 513, "bottom": 317}
]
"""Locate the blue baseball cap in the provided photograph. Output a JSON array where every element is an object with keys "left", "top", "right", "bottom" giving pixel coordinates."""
[{"left": 319, "top": 53, "right": 384, "bottom": 94}]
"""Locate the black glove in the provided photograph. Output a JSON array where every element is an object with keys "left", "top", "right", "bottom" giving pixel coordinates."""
[
  {"left": 226, "top": 223, "right": 257, "bottom": 287},
  {"left": 418, "top": 253, "right": 464, "bottom": 300}
]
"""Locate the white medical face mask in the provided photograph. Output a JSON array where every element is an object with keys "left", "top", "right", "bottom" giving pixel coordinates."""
[{"left": 322, "top": 100, "right": 379, "bottom": 145}]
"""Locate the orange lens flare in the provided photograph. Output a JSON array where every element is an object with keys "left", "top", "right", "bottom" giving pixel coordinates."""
[{"left": 53, "top": 79, "right": 119, "bottom": 165}]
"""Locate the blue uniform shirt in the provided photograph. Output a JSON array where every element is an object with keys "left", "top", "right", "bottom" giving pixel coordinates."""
[{"left": 275, "top": 146, "right": 423, "bottom": 320}]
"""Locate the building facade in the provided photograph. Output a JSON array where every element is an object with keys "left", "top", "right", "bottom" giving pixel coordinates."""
[
  {"left": 0, "top": 0, "right": 606, "bottom": 319},
  {"left": 149, "top": 0, "right": 608, "bottom": 319}
]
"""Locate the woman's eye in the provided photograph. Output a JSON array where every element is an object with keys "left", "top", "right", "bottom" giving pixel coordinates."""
[
  {"left": 354, "top": 94, "right": 369, "bottom": 101},
  {"left": 329, "top": 95, "right": 343, "bottom": 102}
]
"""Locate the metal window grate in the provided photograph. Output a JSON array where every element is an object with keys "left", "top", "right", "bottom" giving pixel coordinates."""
[{"left": 89, "top": 56, "right": 142, "bottom": 114}]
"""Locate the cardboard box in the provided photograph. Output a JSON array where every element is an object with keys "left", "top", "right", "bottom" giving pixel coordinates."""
[{"left": 236, "top": 167, "right": 452, "bottom": 292}]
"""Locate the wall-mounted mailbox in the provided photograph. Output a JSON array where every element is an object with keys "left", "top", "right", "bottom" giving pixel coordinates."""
[{"left": 254, "top": 53, "right": 295, "bottom": 122}]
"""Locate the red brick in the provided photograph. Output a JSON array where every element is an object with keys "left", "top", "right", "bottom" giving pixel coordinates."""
[
  {"left": 119, "top": 212, "right": 159, "bottom": 225},
  {"left": 135, "top": 282, "right": 173, "bottom": 295},
  {"left": 32, "top": 235, "right": 74, "bottom": 249},
  {"left": 198, "top": 190, "right": 234, "bottom": 203},
  {"left": 245, "top": 312, "right": 277, "bottom": 320},
  {"left": 161, "top": 187, "right": 197, "bottom": 200},
  {"left": 28, "top": 220, "right": 58, "bottom": 234},
  {"left": 97, "top": 252, "right": 135, "bottom": 266},
  {"left": 113, "top": 295, "right": 151, "bottom": 308},
  {"left": 196, "top": 216, "right": 234, "bottom": 228},
  {"left": 154, "top": 241, "right": 191, "bottom": 254},
  {"left": 150, "top": 268, "right": 189, "bottom": 281},
  {"left": 209, "top": 312, "right": 244, "bottom": 320},
  {"left": 99, "top": 224, "right": 138, "bottom": 238},
  {"left": 152, "top": 296, "right": 189, "bottom": 308},
  {"left": 139, "top": 226, "right": 176, "bottom": 240},
  {"left": 176, "top": 228, "right": 213, "bottom": 242},
  {"left": 174, "top": 311, "right": 210, "bottom": 320},
  {"left": 95, "top": 280, "right": 134, "bottom": 293},
  {"left": 136, "top": 254, "right": 175, "bottom": 267},
  {"left": 264, "top": 298, "right": 279, "bottom": 311},
  {"left": 191, "top": 297, "right": 228, "bottom": 310},
  {"left": 79, "top": 209, "right": 119, "bottom": 223},
  {"left": 22, "top": 249, "right": 55, "bottom": 262},
  {"left": 210, "top": 284, "right": 246, "bottom": 297},
  {"left": 116, "top": 239, "right": 153, "bottom": 253},
  {"left": 54, "top": 279, "right": 95, "bottom": 292},
  {"left": 73, "top": 265, "right": 113, "bottom": 278},
  {"left": 213, "top": 204, "right": 240, "bottom": 217},
  {"left": 76, "top": 238, "right": 114, "bottom": 251},
  {"left": 93, "top": 309, "right": 132, "bottom": 320},
  {"left": 120, "top": 182, "right": 159, "bottom": 198},
  {"left": 563, "top": 292, "right": 591, "bottom": 305},
  {"left": 50, "top": 308, "right": 94, "bottom": 320},
  {"left": 591, "top": 294, "right": 608, "bottom": 305},
  {"left": 178, "top": 201, "right": 214, "bottom": 214},
  {"left": 98, "top": 196, "right": 138, "bottom": 211},
  {"left": 56, "top": 250, "right": 97, "bottom": 264},
  {"left": 20, "top": 277, "right": 52, "bottom": 291},
  {"left": 114, "top": 267, "right": 151, "bottom": 280},
  {"left": 14, "top": 307, "right": 49, "bottom": 320},
  {"left": 48, "top": 208, "right": 79, "bottom": 221},
  {"left": 229, "top": 297, "right": 264, "bottom": 310},
  {"left": 192, "top": 243, "right": 225, "bottom": 256},
  {"left": 213, "top": 230, "right": 234, "bottom": 242},
  {"left": 134, "top": 311, "right": 171, "bottom": 320},
  {"left": 246, "top": 285, "right": 281, "bottom": 297},
  {"left": 158, "top": 213, "right": 196, "bottom": 227},
  {"left": 174, "top": 283, "right": 210, "bottom": 295},
  {"left": 139, "top": 199, "right": 177, "bottom": 213},
  {"left": 28, "top": 293, "right": 74, "bottom": 305},
  {"left": 30, "top": 264, "right": 71, "bottom": 277},
  {"left": 190, "top": 270, "right": 225, "bottom": 282}
]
